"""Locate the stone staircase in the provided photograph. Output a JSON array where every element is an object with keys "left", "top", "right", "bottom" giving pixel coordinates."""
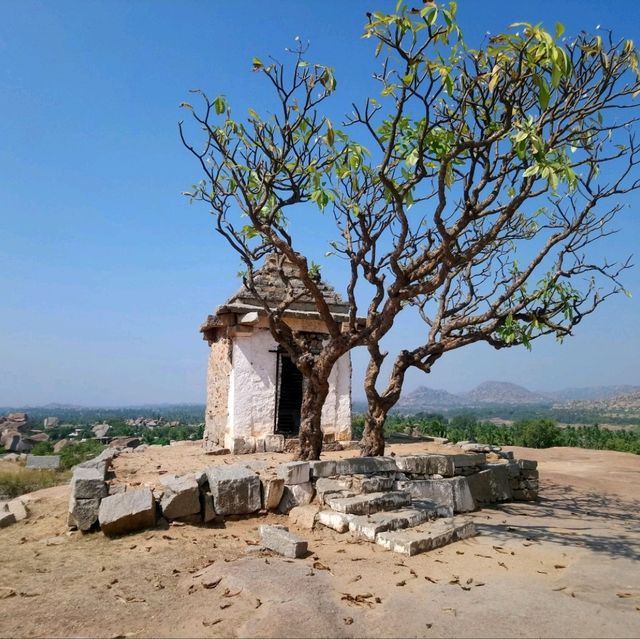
[{"left": 313, "top": 473, "right": 478, "bottom": 556}]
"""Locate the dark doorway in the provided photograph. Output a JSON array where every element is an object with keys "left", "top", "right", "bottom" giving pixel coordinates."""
[{"left": 276, "top": 353, "right": 303, "bottom": 436}]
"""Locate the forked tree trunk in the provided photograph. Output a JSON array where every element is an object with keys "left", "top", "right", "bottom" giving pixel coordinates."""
[
  {"left": 295, "top": 375, "right": 330, "bottom": 461},
  {"left": 359, "top": 408, "right": 386, "bottom": 456}
]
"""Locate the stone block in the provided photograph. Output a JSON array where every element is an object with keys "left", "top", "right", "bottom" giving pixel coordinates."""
[
  {"left": 259, "top": 525, "right": 308, "bottom": 559},
  {"left": 25, "top": 455, "right": 60, "bottom": 470},
  {"left": 6, "top": 498, "right": 28, "bottom": 522},
  {"left": 203, "top": 492, "right": 216, "bottom": 522},
  {"left": 231, "top": 437, "right": 256, "bottom": 455},
  {"left": 71, "top": 467, "right": 107, "bottom": 500},
  {"left": 277, "top": 461, "right": 311, "bottom": 485},
  {"left": 467, "top": 466, "right": 512, "bottom": 505},
  {"left": 450, "top": 453, "right": 486, "bottom": 468},
  {"left": 325, "top": 491, "right": 411, "bottom": 516},
  {"left": 335, "top": 457, "right": 397, "bottom": 475},
  {"left": 308, "top": 460, "right": 338, "bottom": 478},
  {"left": 376, "top": 518, "right": 477, "bottom": 555},
  {"left": 277, "top": 482, "right": 314, "bottom": 513},
  {"left": 69, "top": 497, "right": 101, "bottom": 532},
  {"left": 316, "top": 510, "right": 354, "bottom": 533},
  {"left": 159, "top": 475, "right": 201, "bottom": 520},
  {"left": 0, "top": 511, "right": 16, "bottom": 528},
  {"left": 260, "top": 476, "right": 285, "bottom": 510},
  {"left": 98, "top": 488, "right": 156, "bottom": 537},
  {"left": 351, "top": 475, "right": 395, "bottom": 494},
  {"left": 395, "top": 455, "right": 455, "bottom": 477},
  {"left": 348, "top": 508, "right": 430, "bottom": 541},
  {"left": 264, "top": 434, "right": 285, "bottom": 453},
  {"left": 315, "top": 477, "right": 353, "bottom": 499},
  {"left": 289, "top": 504, "right": 321, "bottom": 530},
  {"left": 205, "top": 465, "right": 261, "bottom": 516},
  {"left": 395, "top": 477, "right": 475, "bottom": 513},
  {"left": 517, "top": 459, "right": 538, "bottom": 470}
]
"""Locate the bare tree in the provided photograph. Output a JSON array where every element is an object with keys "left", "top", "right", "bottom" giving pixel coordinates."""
[{"left": 181, "top": 2, "right": 640, "bottom": 459}]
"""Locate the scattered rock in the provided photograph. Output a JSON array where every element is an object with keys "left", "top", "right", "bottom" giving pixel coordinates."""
[
  {"left": 206, "top": 465, "right": 261, "bottom": 516},
  {"left": 259, "top": 525, "right": 308, "bottom": 559},
  {"left": 98, "top": 488, "right": 157, "bottom": 537},
  {"left": 25, "top": 455, "right": 60, "bottom": 470},
  {"left": 159, "top": 475, "right": 201, "bottom": 521},
  {"left": 288, "top": 504, "right": 321, "bottom": 530}
]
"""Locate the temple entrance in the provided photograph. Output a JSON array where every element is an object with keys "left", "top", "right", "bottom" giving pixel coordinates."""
[{"left": 275, "top": 353, "right": 303, "bottom": 436}]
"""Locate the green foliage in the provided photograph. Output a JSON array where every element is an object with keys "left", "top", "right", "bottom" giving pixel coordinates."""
[
  {"left": 58, "top": 440, "right": 105, "bottom": 470},
  {"left": 30, "top": 441, "right": 54, "bottom": 455},
  {"left": 353, "top": 413, "right": 640, "bottom": 454}
]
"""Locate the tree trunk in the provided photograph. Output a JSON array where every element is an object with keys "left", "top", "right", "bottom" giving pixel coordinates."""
[
  {"left": 295, "top": 375, "right": 329, "bottom": 461},
  {"left": 359, "top": 407, "right": 386, "bottom": 456}
]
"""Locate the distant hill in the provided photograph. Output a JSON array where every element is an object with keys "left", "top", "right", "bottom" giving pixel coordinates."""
[
  {"left": 557, "top": 390, "right": 640, "bottom": 412},
  {"left": 397, "top": 386, "right": 465, "bottom": 410},
  {"left": 547, "top": 385, "right": 640, "bottom": 402},
  {"left": 463, "top": 381, "right": 548, "bottom": 404},
  {"left": 393, "top": 381, "right": 640, "bottom": 414}
]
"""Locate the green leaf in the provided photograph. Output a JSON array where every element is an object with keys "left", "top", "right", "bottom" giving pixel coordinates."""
[
  {"left": 325, "top": 119, "right": 334, "bottom": 146},
  {"left": 523, "top": 165, "right": 539, "bottom": 178},
  {"left": 214, "top": 96, "right": 226, "bottom": 115},
  {"left": 252, "top": 57, "right": 263, "bottom": 71},
  {"left": 534, "top": 75, "right": 550, "bottom": 110},
  {"left": 555, "top": 22, "right": 565, "bottom": 39}
]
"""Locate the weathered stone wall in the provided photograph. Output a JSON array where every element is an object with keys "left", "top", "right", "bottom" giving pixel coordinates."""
[{"left": 204, "top": 336, "right": 232, "bottom": 447}]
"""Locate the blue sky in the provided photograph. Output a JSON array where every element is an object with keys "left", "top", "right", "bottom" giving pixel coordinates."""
[{"left": 1, "top": 1, "right": 639, "bottom": 406}]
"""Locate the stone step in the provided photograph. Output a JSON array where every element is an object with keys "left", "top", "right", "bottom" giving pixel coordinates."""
[
  {"left": 375, "top": 517, "right": 477, "bottom": 556},
  {"left": 348, "top": 506, "right": 435, "bottom": 541},
  {"left": 324, "top": 491, "right": 411, "bottom": 516}
]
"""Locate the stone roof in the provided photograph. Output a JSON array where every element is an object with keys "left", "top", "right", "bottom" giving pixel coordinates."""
[{"left": 201, "top": 254, "right": 353, "bottom": 332}]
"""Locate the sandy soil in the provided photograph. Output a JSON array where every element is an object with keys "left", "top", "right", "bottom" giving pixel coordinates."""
[{"left": 0, "top": 443, "right": 639, "bottom": 638}]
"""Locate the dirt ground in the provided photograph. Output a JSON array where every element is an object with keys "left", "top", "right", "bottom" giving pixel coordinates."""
[{"left": 0, "top": 442, "right": 639, "bottom": 638}]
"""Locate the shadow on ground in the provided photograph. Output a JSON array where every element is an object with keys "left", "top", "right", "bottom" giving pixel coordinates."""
[{"left": 475, "top": 482, "right": 640, "bottom": 561}]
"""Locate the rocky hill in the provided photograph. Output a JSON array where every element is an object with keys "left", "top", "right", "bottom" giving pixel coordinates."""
[
  {"left": 396, "top": 386, "right": 465, "bottom": 410},
  {"left": 557, "top": 390, "right": 640, "bottom": 412},
  {"left": 463, "top": 381, "right": 548, "bottom": 405}
]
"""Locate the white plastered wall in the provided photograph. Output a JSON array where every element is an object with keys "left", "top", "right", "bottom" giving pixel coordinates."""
[{"left": 220, "top": 328, "right": 352, "bottom": 448}]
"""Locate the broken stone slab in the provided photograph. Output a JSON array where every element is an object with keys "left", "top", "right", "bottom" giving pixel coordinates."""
[
  {"left": 395, "top": 455, "right": 455, "bottom": 477},
  {"left": 325, "top": 491, "right": 411, "bottom": 516},
  {"left": 71, "top": 466, "right": 108, "bottom": 500},
  {"left": 159, "top": 475, "right": 201, "bottom": 520},
  {"left": 259, "top": 525, "right": 308, "bottom": 559},
  {"left": 395, "top": 477, "right": 475, "bottom": 513},
  {"left": 277, "top": 482, "right": 315, "bottom": 514},
  {"left": 376, "top": 517, "right": 478, "bottom": 556},
  {"left": 335, "top": 457, "right": 397, "bottom": 476},
  {"left": 351, "top": 475, "right": 395, "bottom": 494},
  {"left": 264, "top": 434, "right": 285, "bottom": 453},
  {"left": 98, "top": 488, "right": 156, "bottom": 536},
  {"left": 231, "top": 437, "right": 256, "bottom": 455},
  {"left": 0, "top": 511, "right": 16, "bottom": 528},
  {"left": 315, "top": 477, "right": 353, "bottom": 501},
  {"left": 412, "top": 499, "right": 453, "bottom": 519},
  {"left": 277, "top": 461, "right": 311, "bottom": 485},
  {"left": 78, "top": 449, "right": 118, "bottom": 478},
  {"left": 25, "top": 455, "right": 60, "bottom": 470},
  {"left": 466, "top": 465, "right": 513, "bottom": 505},
  {"left": 203, "top": 439, "right": 230, "bottom": 455},
  {"left": 205, "top": 465, "right": 261, "bottom": 516},
  {"left": 261, "top": 476, "right": 285, "bottom": 510},
  {"left": 308, "top": 460, "right": 338, "bottom": 478},
  {"left": 517, "top": 459, "right": 538, "bottom": 470},
  {"left": 69, "top": 497, "right": 101, "bottom": 532},
  {"left": 348, "top": 508, "right": 431, "bottom": 541},
  {"left": 5, "top": 498, "right": 28, "bottom": 522},
  {"left": 202, "top": 492, "right": 216, "bottom": 522},
  {"left": 289, "top": 504, "right": 321, "bottom": 530},
  {"left": 316, "top": 510, "right": 354, "bottom": 533}
]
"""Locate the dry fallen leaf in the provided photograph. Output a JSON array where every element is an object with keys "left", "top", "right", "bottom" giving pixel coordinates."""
[
  {"left": 396, "top": 580, "right": 407, "bottom": 587},
  {"left": 202, "top": 619, "right": 222, "bottom": 627},
  {"left": 344, "top": 617, "right": 354, "bottom": 625},
  {"left": 313, "top": 561, "right": 331, "bottom": 571},
  {"left": 202, "top": 578, "right": 222, "bottom": 590}
]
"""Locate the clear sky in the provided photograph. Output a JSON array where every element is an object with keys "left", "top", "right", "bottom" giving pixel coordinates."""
[{"left": 1, "top": 1, "right": 639, "bottom": 407}]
